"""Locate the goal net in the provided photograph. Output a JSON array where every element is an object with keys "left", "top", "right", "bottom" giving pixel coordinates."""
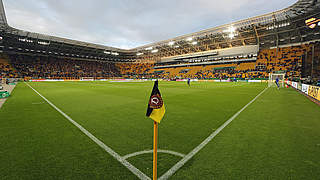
[{"left": 268, "top": 73, "right": 285, "bottom": 87}]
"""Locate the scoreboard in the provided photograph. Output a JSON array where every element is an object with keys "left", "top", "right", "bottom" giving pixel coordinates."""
[{"left": 305, "top": 17, "right": 320, "bottom": 29}]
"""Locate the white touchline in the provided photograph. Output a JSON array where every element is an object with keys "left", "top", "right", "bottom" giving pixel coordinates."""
[
  {"left": 123, "top": 149, "right": 185, "bottom": 160},
  {"left": 159, "top": 87, "right": 269, "bottom": 180},
  {"left": 25, "top": 83, "right": 151, "bottom": 180}
]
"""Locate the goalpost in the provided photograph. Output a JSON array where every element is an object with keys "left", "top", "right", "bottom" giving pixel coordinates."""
[{"left": 268, "top": 73, "right": 285, "bottom": 87}]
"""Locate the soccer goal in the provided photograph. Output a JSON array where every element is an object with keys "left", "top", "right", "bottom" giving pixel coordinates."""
[
  {"left": 268, "top": 73, "right": 285, "bottom": 87},
  {"left": 80, "top": 77, "right": 95, "bottom": 81}
]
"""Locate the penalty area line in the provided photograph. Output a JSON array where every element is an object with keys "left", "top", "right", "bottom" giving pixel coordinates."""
[
  {"left": 159, "top": 87, "right": 269, "bottom": 180},
  {"left": 25, "top": 83, "right": 150, "bottom": 180}
]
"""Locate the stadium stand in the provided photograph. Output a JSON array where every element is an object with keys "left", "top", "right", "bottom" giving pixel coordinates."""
[
  {"left": 0, "top": 0, "right": 318, "bottom": 83},
  {"left": 8, "top": 54, "right": 120, "bottom": 80},
  {"left": 314, "top": 42, "right": 320, "bottom": 80},
  {"left": 116, "top": 62, "right": 154, "bottom": 78},
  {"left": 125, "top": 44, "right": 316, "bottom": 80},
  {"left": 0, "top": 55, "right": 16, "bottom": 78},
  {"left": 0, "top": 43, "right": 318, "bottom": 82},
  {"left": 257, "top": 44, "right": 311, "bottom": 78}
]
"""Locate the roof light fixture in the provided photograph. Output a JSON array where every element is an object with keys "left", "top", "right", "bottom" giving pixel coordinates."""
[
  {"left": 168, "top": 41, "right": 175, "bottom": 46},
  {"left": 151, "top": 49, "right": 158, "bottom": 53}
]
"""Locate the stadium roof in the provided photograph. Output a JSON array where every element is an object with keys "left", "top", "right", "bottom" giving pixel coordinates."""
[
  {"left": 0, "top": 1, "right": 131, "bottom": 52},
  {"left": 133, "top": 0, "right": 320, "bottom": 51},
  {"left": 0, "top": 0, "right": 319, "bottom": 62}
]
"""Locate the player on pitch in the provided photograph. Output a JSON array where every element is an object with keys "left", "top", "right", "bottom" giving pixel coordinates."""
[{"left": 275, "top": 77, "right": 280, "bottom": 90}]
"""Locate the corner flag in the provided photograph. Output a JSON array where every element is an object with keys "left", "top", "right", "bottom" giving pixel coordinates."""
[
  {"left": 146, "top": 80, "right": 165, "bottom": 180},
  {"left": 146, "top": 80, "right": 165, "bottom": 123}
]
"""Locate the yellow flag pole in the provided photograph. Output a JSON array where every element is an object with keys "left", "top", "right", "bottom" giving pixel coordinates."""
[{"left": 153, "top": 121, "right": 158, "bottom": 180}]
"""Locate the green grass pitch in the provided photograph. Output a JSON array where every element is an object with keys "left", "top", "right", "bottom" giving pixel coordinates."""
[{"left": 0, "top": 81, "right": 319, "bottom": 179}]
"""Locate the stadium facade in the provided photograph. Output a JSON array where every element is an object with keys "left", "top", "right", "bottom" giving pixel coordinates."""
[
  {"left": 1, "top": 1, "right": 320, "bottom": 179},
  {"left": 0, "top": 0, "right": 319, "bottom": 61},
  {"left": 0, "top": 0, "right": 319, "bottom": 81}
]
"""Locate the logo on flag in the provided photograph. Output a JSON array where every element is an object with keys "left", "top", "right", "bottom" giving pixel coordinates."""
[{"left": 149, "top": 94, "right": 163, "bottom": 109}]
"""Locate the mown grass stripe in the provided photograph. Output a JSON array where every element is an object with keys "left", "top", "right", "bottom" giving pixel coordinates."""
[
  {"left": 159, "top": 87, "right": 269, "bottom": 180},
  {"left": 25, "top": 82, "right": 151, "bottom": 180}
]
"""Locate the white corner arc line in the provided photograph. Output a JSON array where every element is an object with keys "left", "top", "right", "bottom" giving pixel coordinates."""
[
  {"left": 25, "top": 83, "right": 150, "bottom": 180},
  {"left": 159, "top": 87, "right": 269, "bottom": 180},
  {"left": 123, "top": 149, "right": 185, "bottom": 160}
]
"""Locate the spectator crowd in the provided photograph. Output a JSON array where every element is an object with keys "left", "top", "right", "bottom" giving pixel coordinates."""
[{"left": 0, "top": 44, "right": 319, "bottom": 83}]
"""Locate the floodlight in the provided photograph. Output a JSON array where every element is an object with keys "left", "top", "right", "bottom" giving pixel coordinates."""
[
  {"left": 151, "top": 49, "right": 158, "bottom": 53},
  {"left": 229, "top": 26, "right": 236, "bottom": 33},
  {"left": 224, "top": 26, "right": 236, "bottom": 33},
  {"left": 186, "top": 37, "right": 193, "bottom": 41},
  {"left": 191, "top": 41, "right": 197, "bottom": 45},
  {"left": 229, "top": 33, "right": 235, "bottom": 39},
  {"left": 145, "top": 47, "right": 153, "bottom": 50},
  {"left": 168, "top": 41, "right": 175, "bottom": 46},
  {"left": 136, "top": 52, "right": 143, "bottom": 56}
]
